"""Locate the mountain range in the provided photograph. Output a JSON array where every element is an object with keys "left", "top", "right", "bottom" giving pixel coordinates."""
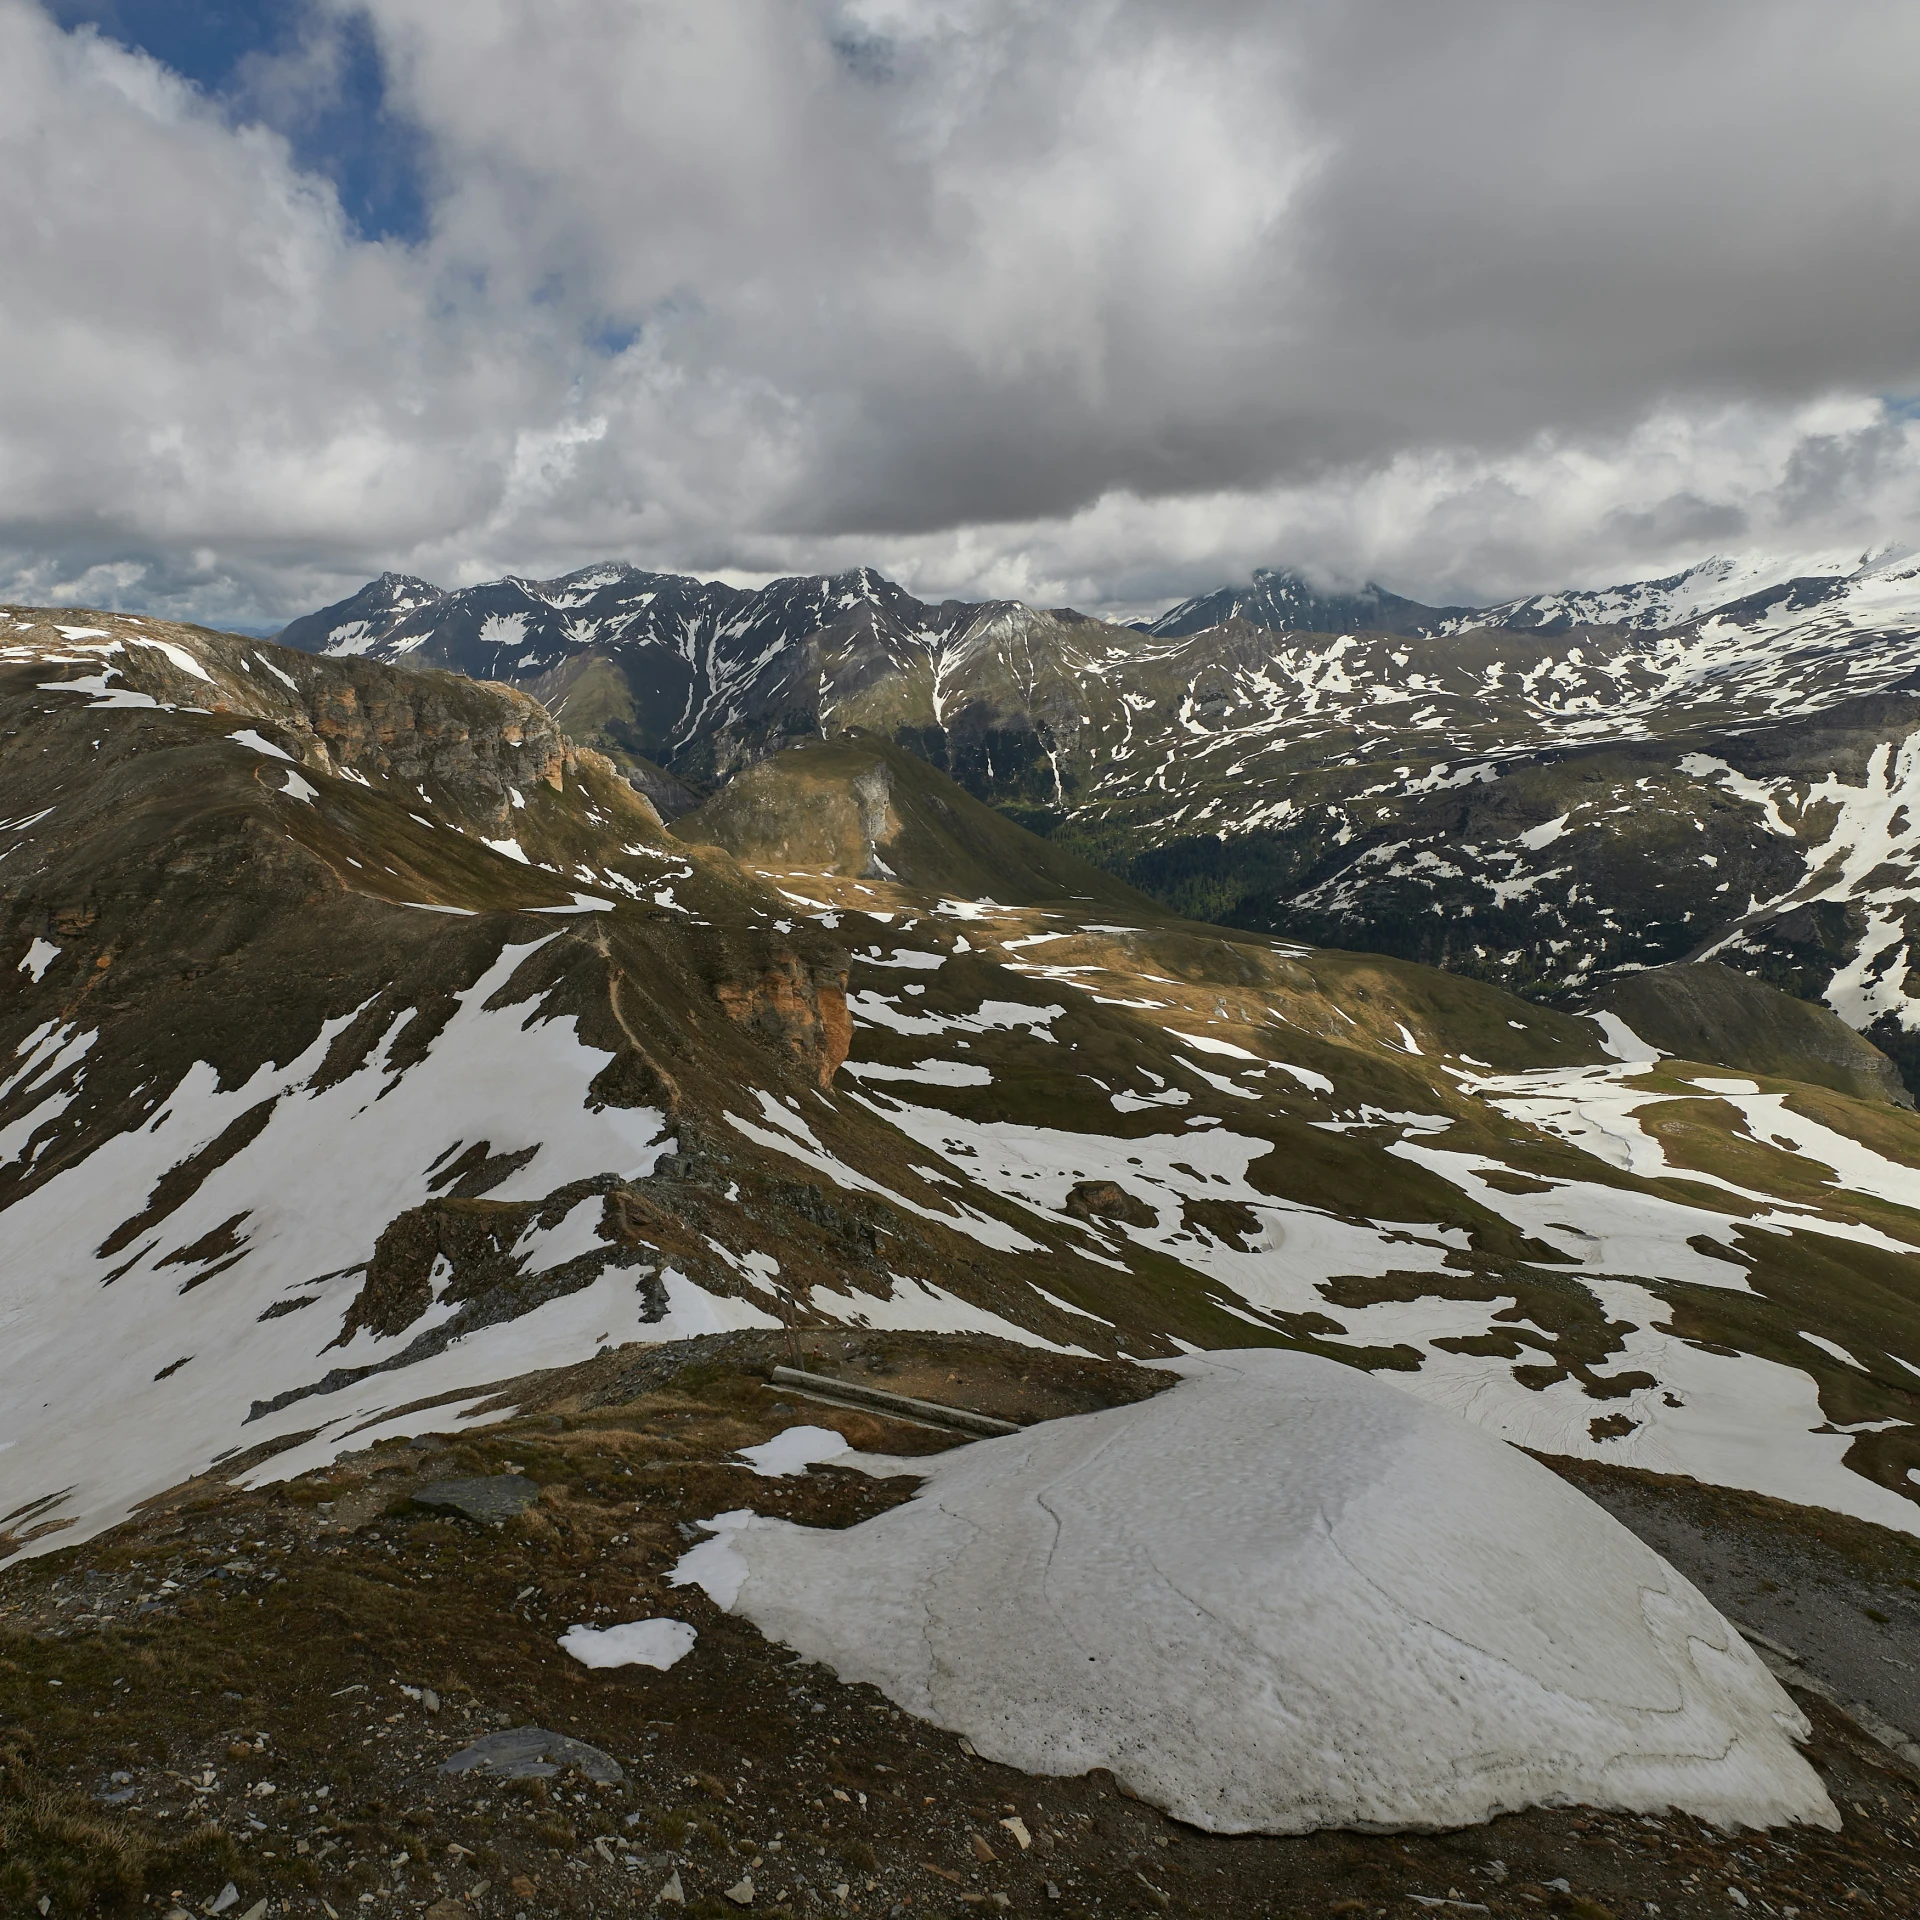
[
  {"left": 5, "top": 592, "right": 1920, "bottom": 1909},
  {"left": 7, "top": 594, "right": 1920, "bottom": 1553},
  {"left": 278, "top": 546, "right": 1920, "bottom": 1095}
]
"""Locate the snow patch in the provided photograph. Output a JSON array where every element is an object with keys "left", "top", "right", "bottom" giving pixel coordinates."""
[
  {"left": 1171, "top": 1031, "right": 1259, "bottom": 1060},
  {"left": 1799, "top": 1332, "right": 1867, "bottom": 1371},
  {"left": 17, "top": 940, "right": 58, "bottom": 983},
  {"left": 844, "top": 1059, "right": 993, "bottom": 1089},
  {"left": 1594, "top": 1013, "right": 1663, "bottom": 1064},
  {"left": 559, "top": 1618, "right": 697, "bottom": 1670},
  {"left": 229, "top": 729, "right": 295, "bottom": 763},
  {"left": 135, "top": 637, "right": 214, "bottom": 683},
  {"left": 673, "top": 1350, "right": 1834, "bottom": 1834},
  {"left": 735, "top": 1426, "right": 854, "bottom": 1478}
]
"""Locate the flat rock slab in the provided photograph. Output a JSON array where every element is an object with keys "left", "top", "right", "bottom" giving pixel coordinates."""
[
  {"left": 439, "top": 1726, "right": 625, "bottom": 1784},
  {"left": 412, "top": 1475, "right": 541, "bottom": 1524}
]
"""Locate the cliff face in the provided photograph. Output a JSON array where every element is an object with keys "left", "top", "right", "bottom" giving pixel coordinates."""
[
  {"left": 22, "top": 616, "right": 580, "bottom": 835},
  {"left": 715, "top": 949, "right": 852, "bottom": 1088},
  {"left": 298, "top": 670, "right": 570, "bottom": 817}
]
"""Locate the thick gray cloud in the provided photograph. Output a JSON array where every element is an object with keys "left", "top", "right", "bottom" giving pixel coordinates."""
[{"left": 3, "top": 0, "right": 1920, "bottom": 625}]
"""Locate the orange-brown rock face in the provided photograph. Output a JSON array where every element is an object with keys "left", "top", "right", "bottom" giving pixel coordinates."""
[
  {"left": 301, "top": 670, "right": 567, "bottom": 812},
  {"left": 815, "top": 978, "right": 852, "bottom": 1082},
  {"left": 715, "top": 951, "right": 852, "bottom": 1087}
]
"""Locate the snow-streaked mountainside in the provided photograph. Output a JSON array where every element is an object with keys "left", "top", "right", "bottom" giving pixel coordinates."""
[
  {"left": 279, "top": 548, "right": 1920, "bottom": 1095},
  {"left": 275, "top": 562, "right": 987, "bottom": 804},
  {"left": 1465, "top": 548, "right": 1918, "bottom": 636},
  {"left": 4, "top": 610, "right": 1920, "bottom": 1570}
]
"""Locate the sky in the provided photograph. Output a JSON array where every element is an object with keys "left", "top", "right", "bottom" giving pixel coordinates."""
[{"left": 5, "top": 0, "right": 1920, "bottom": 630}]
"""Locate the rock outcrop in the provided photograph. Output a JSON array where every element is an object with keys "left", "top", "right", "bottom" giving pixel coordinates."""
[{"left": 715, "top": 951, "right": 852, "bottom": 1087}]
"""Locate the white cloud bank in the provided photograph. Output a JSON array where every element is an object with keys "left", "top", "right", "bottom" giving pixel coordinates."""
[{"left": 4, "top": 0, "right": 1920, "bottom": 624}]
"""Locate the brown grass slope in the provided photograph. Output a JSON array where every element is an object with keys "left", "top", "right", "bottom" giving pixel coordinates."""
[{"left": 674, "top": 730, "right": 1158, "bottom": 913}]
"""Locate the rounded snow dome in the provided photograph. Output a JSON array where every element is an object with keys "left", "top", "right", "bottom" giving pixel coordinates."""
[{"left": 673, "top": 1348, "right": 1835, "bottom": 1833}]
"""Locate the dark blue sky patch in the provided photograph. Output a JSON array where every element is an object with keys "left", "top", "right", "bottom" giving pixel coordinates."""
[
  {"left": 48, "top": 0, "right": 430, "bottom": 245},
  {"left": 588, "top": 321, "right": 642, "bottom": 359},
  {"left": 49, "top": 0, "right": 301, "bottom": 91}
]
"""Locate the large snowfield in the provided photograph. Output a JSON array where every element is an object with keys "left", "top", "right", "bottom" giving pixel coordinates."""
[{"left": 672, "top": 1349, "right": 1839, "bottom": 1835}]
